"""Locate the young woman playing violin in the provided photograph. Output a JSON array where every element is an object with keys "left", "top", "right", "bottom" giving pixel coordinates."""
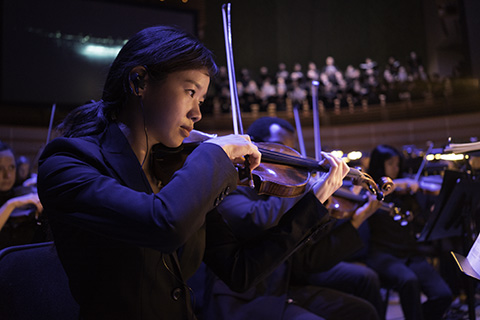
[
  {"left": 37, "top": 26, "right": 349, "bottom": 320},
  {"left": 363, "top": 144, "right": 452, "bottom": 320}
]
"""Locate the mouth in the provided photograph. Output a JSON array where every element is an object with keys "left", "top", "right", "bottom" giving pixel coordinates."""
[{"left": 181, "top": 126, "right": 193, "bottom": 137}]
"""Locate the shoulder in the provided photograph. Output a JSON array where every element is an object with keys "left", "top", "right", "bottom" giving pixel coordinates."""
[
  {"left": 40, "top": 136, "right": 102, "bottom": 163},
  {"left": 38, "top": 135, "right": 112, "bottom": 178}
]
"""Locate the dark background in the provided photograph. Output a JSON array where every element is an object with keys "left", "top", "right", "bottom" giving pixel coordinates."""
[
  {"left": 1, "top": 0, "right": 196, "bottom": 107},
  {"left": 1, "top": 0, "right": 479, "bottom": 116}
]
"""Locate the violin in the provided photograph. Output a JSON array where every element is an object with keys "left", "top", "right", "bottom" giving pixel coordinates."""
[
  {"left": 327, "top": 187, "right": 413, "bottom": 226},
  {"left": 152, "top": 4, "right": 393, "bottom": 200},
  {"left": 249, "top": 142, "right": 393, "bottom": 199},
  {"left": 393, "top": 176, "right": 441, "bottom": 195},
  {"left": 150, "top": 137, "right": 394, "bottom": 200},
  {"left": 398, "top": 142, "right": 442, "bottom": 195}
]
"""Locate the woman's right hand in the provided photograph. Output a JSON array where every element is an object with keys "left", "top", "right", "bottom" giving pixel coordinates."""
[
  {"left": 7, "top": 193, "right": 43, "bottom": 215},
  {"left": 205, "top": 134, "right": 261, "bottom": 171},
  {"left": 309, "top": 152, "right": 350, "bottom": 203},
  {"left": 393, "top": 177, "right": 419, "bottom": 194}
]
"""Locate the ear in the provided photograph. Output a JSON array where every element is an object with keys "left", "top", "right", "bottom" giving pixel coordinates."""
[{"left": 128, "top": 66, "right": 148, "bottom": 96}]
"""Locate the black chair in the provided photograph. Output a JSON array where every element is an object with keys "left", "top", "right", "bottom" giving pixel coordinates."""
[{"left": 0, "top": 241, "right": 79, "bottom": 320}]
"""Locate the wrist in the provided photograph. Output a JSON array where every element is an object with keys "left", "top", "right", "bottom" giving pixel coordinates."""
[
  {"left": 350, "top": 218, "right": 362, "bottom": 229},
  {"left": 4, "top": 198, "right": 17, "bottom": 214}
]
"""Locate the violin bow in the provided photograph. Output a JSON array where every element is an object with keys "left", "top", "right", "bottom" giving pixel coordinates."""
[
  {"left": 222, "top": 3, "right": 243, "bottom": 136},
  {"left": 292, "top": 103, "right": 307, "bottom": 158},
  {"left": 414, "top": 141, "right": 434, "bottom": 182},
  {"left": 46, "top": 103, "right": 56, "bottom": 144},
  {"left": 311, "top": 80, "right": 322, "bottom": 161},
  {"left": 221, "top": 3, "right": 254, "bottom": 188},
  {"left": 31, "top": 103, "right": 56, "bottom": 174}
]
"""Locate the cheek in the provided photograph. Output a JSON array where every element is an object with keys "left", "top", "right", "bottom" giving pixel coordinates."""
[
  {"left": 152, "top": 104, "right": 180, "bottom": 128},
  {"left": 145, "top": 97, "right": 172, "bottom": 126},
  {"left": 146, "top": 101, "right": 182, "bottom": 141},
  {"left": 386, "top": 165, "right": 398, "bottom": 178},
  {"left": 0, "top": 173, "right": 15, "bottom": 190}
]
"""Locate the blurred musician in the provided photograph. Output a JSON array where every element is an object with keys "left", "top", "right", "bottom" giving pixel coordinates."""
[{"left": 363, "top": 144, "right": 452, "bottom": 320}]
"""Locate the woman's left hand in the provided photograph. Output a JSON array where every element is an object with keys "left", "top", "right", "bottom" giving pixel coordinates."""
[{"left": 350, "top": 193, "right": 382, "bottom": 229}]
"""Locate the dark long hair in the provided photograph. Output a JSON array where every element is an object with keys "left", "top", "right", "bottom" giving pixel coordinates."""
[
  {"left": 59, "top": 25, "right": 218, "bottom": 138},
  {"left": 367, "top": 144, "right": 404, "bottom": 183},
  {"left": 0, "top": 140, "right": 14, "bottom": 155}
]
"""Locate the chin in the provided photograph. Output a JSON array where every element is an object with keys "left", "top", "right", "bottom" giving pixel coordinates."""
[
  {"left": 162, "top": 138, "right": 183, "bottom": 149},
  {"left": 0, "top": 186, "right": 12, "bottom": 192}
]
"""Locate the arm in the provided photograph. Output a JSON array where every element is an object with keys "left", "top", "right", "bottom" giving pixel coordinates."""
[
  {"left": 292, "top": 221, "right": 364, "bottom": 273},
  {"left": 38, "top": 138, "right": 238, "bottom": 253},
  {"left": 0, "top": 193, "right": 43, "bottom": 230},
  {"left": 349, "top": 193, "right": 383, "bottom": 229},
  {"left": 293, "top": 193, "right": 382, "bottom": 272},
  {"left": 204, "top": 192, "right": 332, "bottom": 292},
  {"left": 217, "top": 187, "right": 303, "bottom": 239}
]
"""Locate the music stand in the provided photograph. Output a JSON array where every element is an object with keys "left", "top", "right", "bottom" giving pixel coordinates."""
[
  {"left": 418, "top": 170, "right": 480, "bottom": 320},
  {"left": 417, "top": 170, "right": 468, "bottom": 242},
  {"left": 451, "top": 251, "right": 480, "bottom": 281}
]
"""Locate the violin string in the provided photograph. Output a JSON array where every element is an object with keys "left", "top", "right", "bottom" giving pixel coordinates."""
[
  {"left": 257, "top": 148, "right": 324, "bottom": 169},
  {"left": 256, "top": 148, "right": 377, "bottom": 193}
]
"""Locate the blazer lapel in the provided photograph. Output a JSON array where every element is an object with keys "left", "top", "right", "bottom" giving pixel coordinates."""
[
  {"left": 100, "top": 123, "right": 190, "bottom": 281},
  {"left": 100, "top": 122, "right": 151, "bottom": 193}
]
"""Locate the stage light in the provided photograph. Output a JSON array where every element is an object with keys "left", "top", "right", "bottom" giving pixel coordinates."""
[
  {"left": 428, "top": 153, "right": 465, "bottom": 161},
  {"left": 440, "top": 153, "right": 464, "bottom": 161},
  {"left": 80, "top": 44, "right": 122, "bottom": 59},
  {"left": 330, "top": 150, "right": 344, "bottom": 159},
  {"left": 347, "top": 151, "right": 362, "bottom": 161}
]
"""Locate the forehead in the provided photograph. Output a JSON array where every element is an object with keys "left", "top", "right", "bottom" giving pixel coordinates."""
[
  {"left": 385, "top": 155, "right": 399, "bottom": 163},
  {"left": 167, "top": 69, "right": 210, "bottom": 85},
  {"left": 0, "top": 150, "right": 15, "bottom": 164}
]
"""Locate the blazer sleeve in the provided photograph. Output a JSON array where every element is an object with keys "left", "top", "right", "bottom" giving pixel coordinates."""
[
  {"left": 216, "top": 186, "right": 303, "bottom": 239},
  {"left": 38, "top": 138, "right": 238, "bottom": 253},
  {"left": 291, "top": 220, "right": 364, "bottom": 273},
  {"left": 203, "top": 192, "right": 332, "bottom": 292}
]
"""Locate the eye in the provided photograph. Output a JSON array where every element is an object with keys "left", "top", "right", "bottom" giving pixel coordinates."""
[
  {"left": 198, "top": 100, "right": 204, "bottom": 107},
  {"left": 187, "top": 89, "right": 196, "bottom": 97}
]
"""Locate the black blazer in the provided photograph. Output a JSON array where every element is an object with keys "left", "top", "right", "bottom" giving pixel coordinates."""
[
  {"left": 204, "top": 186, "right": 363, "bottom": 320},
  {"left": 37, "top": 123, "right": 331, "bottom": 320}
]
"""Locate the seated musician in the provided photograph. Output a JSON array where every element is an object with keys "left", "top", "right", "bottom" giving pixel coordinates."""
[
  {"left": 362, "top": 144, "right": 452, "bottom": 320},
  {"left": 37, "top": 26, "right": 352, "bottom": 319},
  {"left": 201, "top": 117, "right": 384, "bottom": 320},
  {"left": 0, "top": 140, "right": 43, "bottom": 248}
]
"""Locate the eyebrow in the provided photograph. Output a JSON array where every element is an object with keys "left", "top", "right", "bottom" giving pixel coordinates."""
[{"left": 185, "top": 79, "right": 201, "bottom": 90}]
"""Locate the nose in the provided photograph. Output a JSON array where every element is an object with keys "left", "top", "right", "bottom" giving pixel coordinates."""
[
  {"left": 188, "top": 101, "right": 202, "bottom": 123},
  {"left": 1, "top": 169, "right": 12, "bottom": 181}
]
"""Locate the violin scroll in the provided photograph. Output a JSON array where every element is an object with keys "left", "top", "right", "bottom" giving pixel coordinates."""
[
  {"left": 328, "top": 187, "right": 412, "bottom": 226},
  {"left": 346, "top": 168, "right": 394, "bottom": 201},
  {"left": 379, "top": 176, "right": 395, "bottom": 195}
]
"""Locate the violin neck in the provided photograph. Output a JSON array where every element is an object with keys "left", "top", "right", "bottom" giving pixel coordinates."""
[
  {"left": 379, "top": 201, "right": 394, "bottom": 213},
  {"left": 259, "top": 147, "right": 365, "bottom": 181},
  {"left": 332, "top": 188, "right": 367, "bottom": 203},
  {"left": 258, "top": 147, "right": 329, "bottom": 172}
]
